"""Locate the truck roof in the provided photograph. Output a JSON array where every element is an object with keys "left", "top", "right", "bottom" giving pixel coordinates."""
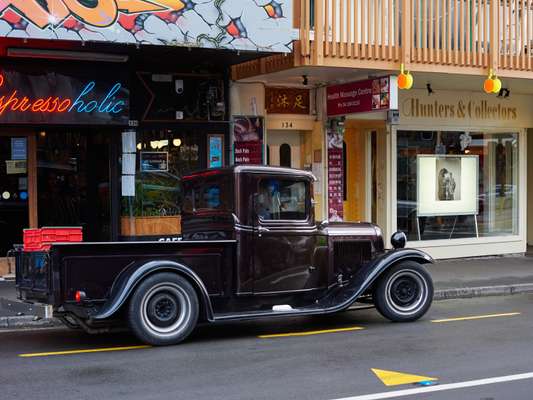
[{"left": 182, "top": 165, "right": 317, "bottom": 181}]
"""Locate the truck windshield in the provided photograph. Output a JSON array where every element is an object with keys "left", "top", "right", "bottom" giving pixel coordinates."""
[{"left": 182, "top": 174, "right": 233, "bottom": 213}]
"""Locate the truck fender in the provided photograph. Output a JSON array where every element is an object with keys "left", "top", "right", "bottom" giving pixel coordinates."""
[
  {"left": 353, "top": 248, "right": 434, "bottom": 298},
  {"left": 91, "top": 260, "right": 214, "bottom": 321}
]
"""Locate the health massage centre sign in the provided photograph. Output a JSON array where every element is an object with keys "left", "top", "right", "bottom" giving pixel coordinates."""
[{"left": 0, "top": 68, "right": 129, "bottom": 125}]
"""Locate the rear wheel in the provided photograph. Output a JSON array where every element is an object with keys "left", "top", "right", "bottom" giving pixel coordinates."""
[
  {"left": 128, "top": 273, "right": 199, "bottom": 346},
  {"left": 373, "top": 261, "right": 433, "bottom": 322}
]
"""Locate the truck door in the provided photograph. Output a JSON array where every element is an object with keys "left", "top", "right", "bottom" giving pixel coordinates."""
[{"left": 253, "top": 176, "right": 323, "bottom": 293}]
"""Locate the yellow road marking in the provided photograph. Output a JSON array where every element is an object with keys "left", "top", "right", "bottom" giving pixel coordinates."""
[
  {"left": 371, "top": 368, "right": 438, "bottom": 387},
  {"left": 19, "top": 345, "right": 151, "bottom": 358},
  {"left": 258, "top": 326, "right": 364, "bottom": 339},
  {"left": 431, "top": 312, "right": 521, "bottom": 323}
]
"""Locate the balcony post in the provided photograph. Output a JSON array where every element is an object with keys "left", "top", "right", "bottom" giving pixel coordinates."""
[
  {"left": 401, "top": 0, "right": 412, "bottom": 68},
  {"left": 489, "top": 0, "right": 499, "bottom": 73},
  {"left": 313, "top": 0, "right": 324, "bottom": 65}
]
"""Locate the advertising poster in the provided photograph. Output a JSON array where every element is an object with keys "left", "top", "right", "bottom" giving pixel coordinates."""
[
  {"left": 327, "top": 122, "right": 344, "bottom": 222},
  {"left": 417, "top": 155, "right": 479, "bottom": 217},
  {"left": 327, "top": 76, "right": 398, "bottom": 117},
  {"left": 208, "top": 135, "right": 224, "bottom": 168},
  {"left": 233, "top": 116, "right": 264, "bottom": 165},
  {"left": 11, "top": 138, "right": 27, "bottom": 160}
]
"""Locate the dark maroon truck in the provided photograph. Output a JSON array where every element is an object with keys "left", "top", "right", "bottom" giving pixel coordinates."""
[{"left": 1, "top": 166, "right": 434, "bottom": 345}]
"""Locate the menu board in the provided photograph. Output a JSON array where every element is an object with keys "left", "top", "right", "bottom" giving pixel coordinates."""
[
  {"left": 327, "top": 123, "right": 344, "bottom": 222},
  {"left": 233, "top": 116, "right": 264, "bottom": 165}
]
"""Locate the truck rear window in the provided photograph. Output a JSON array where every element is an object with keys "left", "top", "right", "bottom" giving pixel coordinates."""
[{"left": 183, "top": 175, "right": 232, "bottom": 213}]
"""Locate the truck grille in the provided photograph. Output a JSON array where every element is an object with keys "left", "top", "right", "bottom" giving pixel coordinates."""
[{"left": 333, "top": 240, "right": 372, "bottom": 276}]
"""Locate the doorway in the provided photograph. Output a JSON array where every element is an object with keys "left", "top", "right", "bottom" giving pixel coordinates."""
[
  {"left": 0, "top": 134, "right": 32, "bottom": 255},
  {"left": 342, "top": 120, "right": 388, "bottom": 229},
  {"left": 37, "top": 130, "right": 112, "bottom": 242},
  {"left": 267, "top": 130, "right": 311, "bottom": 169}
]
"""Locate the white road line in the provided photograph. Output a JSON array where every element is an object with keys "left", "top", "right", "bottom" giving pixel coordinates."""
[{"left": 332, "top": 372, "right": 533, "bottom": 400}]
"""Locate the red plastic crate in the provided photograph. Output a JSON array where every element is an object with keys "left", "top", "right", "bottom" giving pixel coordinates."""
[
  {"left": 23, "top": 227, "right": 83, "bottom": 251},
  {"left": 23, "top": 228, "right": 42, "bottom": 251},
  {"left": 41, "top": 227, "right": 83, "bottom": 244}
]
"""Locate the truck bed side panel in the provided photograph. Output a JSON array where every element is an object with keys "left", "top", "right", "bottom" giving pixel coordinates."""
[{"left": 51, "top": 241, "right": 235, "bottom": 305}]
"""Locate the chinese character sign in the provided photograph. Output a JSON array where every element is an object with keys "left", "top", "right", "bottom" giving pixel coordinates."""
[
  {"left": 233, "top": 116, "right": 264, "bottom": 165},
  {"left": 327, "top": 122, "right": 344, "bottom": 222},
  {"left": 0, "top": 0, "right": 294, "bottom": 53},
  {"left": 266, "top": 87, "right": 310, "bottom": 115}
]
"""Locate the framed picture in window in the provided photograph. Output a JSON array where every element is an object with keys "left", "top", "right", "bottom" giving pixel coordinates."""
[
  {"left": 208, "top": 134, "right": 224, "bottom": 168},
  {"left": 417, "top": 155, "right": 479, "bottom": 217}
]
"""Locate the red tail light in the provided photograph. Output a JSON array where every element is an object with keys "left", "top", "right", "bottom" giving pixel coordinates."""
[{"left": 75, "top": 291, "right": 86, "bottom": 303}]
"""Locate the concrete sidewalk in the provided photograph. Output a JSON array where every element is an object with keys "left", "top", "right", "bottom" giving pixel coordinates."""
[
  {"left": 429, "top": 254, "right": 533, "bottom": 299},
  {"left": 1, "top": 255, "right": 533, "bottom": 328}
]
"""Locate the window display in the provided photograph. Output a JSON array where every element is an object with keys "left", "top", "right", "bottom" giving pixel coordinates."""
[
  {"left": 417, "top": 155, "right": 479, "bottom": 217},
  {"left": 397, "top": 130, "right": 518, "bottom": 241},
  {"left": 121, "top": 128, "right": 208, "bottom": 237}
]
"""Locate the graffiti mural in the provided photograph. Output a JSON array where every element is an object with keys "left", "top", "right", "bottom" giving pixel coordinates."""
[{"left": 0, "top": 0, "right": 295, "bottom": 52}]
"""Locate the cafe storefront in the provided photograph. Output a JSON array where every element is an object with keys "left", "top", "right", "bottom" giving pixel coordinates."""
[
  {"left": 0, "top": 60, "right": 129, "bottom": 262},
  {"left": 0, "top": 55, "right": 232, "bottom": 271}
]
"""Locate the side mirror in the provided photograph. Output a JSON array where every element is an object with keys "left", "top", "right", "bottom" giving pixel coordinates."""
[{"left": 391, "top": 231, "right": 407, "bottom": 249}]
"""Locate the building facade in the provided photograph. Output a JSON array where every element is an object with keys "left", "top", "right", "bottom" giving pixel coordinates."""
[
  {"left": 0, "top": 0, "right": 296, "bottom": 274},
  {"left": 232, "top": 0, "right": 533, "bottom": 259}
]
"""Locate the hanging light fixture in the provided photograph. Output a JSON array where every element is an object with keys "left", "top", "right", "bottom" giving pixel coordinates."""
[
  {"left": 483, "top": 69, "right": 502, "bottom": 94},
  {"left": 397, "top": 63, "right": 413, "bottom": 90}
]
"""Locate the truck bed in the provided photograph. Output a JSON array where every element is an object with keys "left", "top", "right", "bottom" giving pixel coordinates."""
[{"left": 17, "top": 240, "right": 237, "bottom": 310}]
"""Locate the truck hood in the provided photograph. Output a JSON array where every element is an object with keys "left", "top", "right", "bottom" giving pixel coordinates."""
[{"left": 319, "top": 221, "right": 384, "bottom": 252}]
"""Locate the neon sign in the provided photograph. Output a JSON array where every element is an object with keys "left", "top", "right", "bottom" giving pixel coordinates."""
[{"left": 0, "top": 73, "right": 126, "bottom": 116}]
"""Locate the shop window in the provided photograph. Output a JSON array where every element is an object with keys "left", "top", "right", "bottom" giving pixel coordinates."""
[
  {"left": 280, "top": 143, "right": 291, "bottom": 167},
  {"left": 397, "top": 130, "right": 519, "bottom": 241},
  {"left": 257, "top": 179, "right": 308, "bottom": 220},
  {"left": 121, "top": 128, "right": 211, "bottom": 238}
]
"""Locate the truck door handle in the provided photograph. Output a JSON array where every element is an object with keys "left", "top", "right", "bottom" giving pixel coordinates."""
[{"left": 257, "top": 226, "right": 270, "bottom": 237}]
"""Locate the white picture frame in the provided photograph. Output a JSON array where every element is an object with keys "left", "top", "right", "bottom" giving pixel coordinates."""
[{"left": 417, "top": 155, "right": 479, "bottom": 217}]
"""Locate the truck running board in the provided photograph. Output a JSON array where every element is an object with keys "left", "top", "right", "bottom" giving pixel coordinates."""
[{"left": 0, "top": 297, "right": 53, "bottom": 319}]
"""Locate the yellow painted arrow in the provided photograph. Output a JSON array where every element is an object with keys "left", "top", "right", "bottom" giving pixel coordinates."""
[{"left": 371, "top": 368, "right": 438, "bottom": 387}]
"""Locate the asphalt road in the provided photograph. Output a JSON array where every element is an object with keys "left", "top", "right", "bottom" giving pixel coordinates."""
[{"left": 0, "top": 294, "right": 532, "bottom": 400}]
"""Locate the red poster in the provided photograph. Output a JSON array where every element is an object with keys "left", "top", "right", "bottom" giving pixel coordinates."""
[
  {"left": 327, "top": 125, "right": 344, "bottom": 222},
  {"left": 233, "top": 116, "right": 264, "bottom": 165},
  {"left": 327, "top": 76, "right": 397, "bottom": 117}
]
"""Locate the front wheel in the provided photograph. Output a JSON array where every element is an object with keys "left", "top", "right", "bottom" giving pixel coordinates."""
[
  {"left": 373, "top": 261, "right": 433, "bottom": 322},
  {"left": 128, "top": 272, "right": 199, "bottom": 346}
]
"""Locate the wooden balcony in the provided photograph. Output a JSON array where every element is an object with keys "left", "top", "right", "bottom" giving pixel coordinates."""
[{"left": 234, "top": 0, "right": 533, "bottom": 80}]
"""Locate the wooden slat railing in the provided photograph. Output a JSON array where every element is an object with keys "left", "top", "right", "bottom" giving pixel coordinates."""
[{"left": 300, "top": 0, "right": 533, "bottom": 77}]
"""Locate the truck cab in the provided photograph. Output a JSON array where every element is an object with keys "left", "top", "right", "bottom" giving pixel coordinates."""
[{"left": 3, "top": 166, "right": 434, "bottom": 346}]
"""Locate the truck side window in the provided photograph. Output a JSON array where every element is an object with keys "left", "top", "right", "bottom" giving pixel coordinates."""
[{"left": 257, "top": 179, "right": 307, "bottom": 220}]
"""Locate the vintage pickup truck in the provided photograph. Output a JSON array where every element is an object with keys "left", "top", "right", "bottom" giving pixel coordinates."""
[{"left": 2, "top": 166, "right": 434, "bottom": 345}]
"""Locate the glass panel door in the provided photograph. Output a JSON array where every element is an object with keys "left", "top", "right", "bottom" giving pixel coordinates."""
[
  {"left": 37, "top": 130, "right": 111, "bottom": 241},
  {"left": 0, "top": 136, "right": 29, "bottom": 254}
]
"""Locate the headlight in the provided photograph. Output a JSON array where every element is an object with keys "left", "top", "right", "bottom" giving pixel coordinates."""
[{"left": 391, "top": 231, "right": 407, "bottom": 249}]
